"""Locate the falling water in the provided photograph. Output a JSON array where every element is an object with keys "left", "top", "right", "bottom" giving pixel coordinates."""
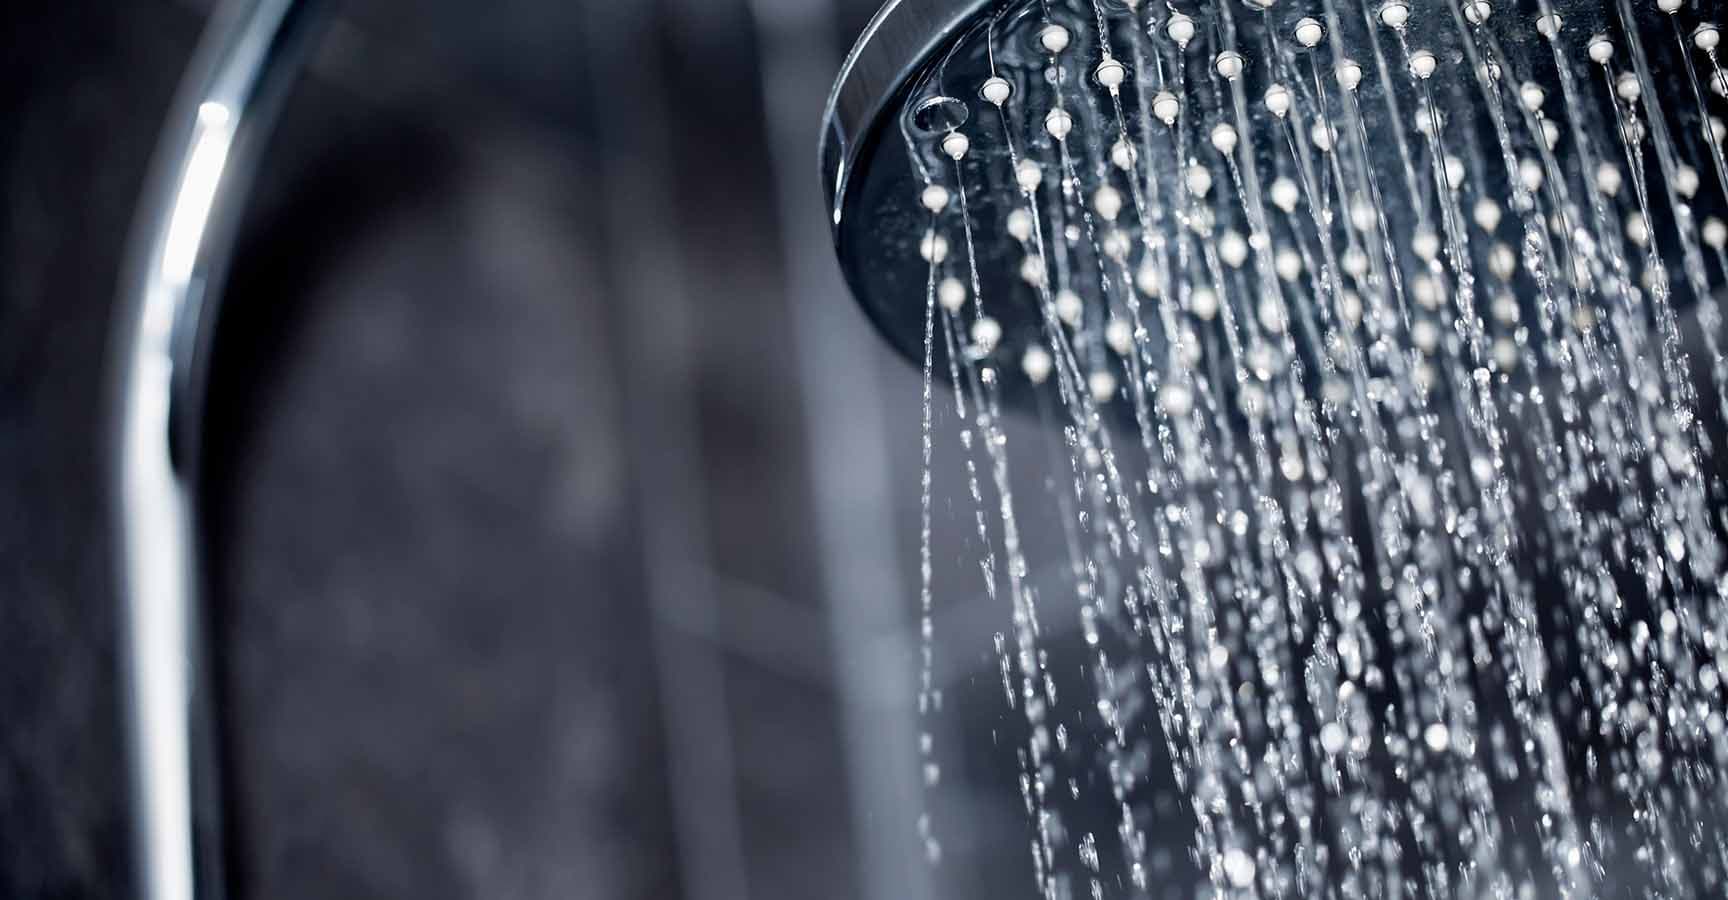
[{"left": 898, "top": 0, "right": 1728, "bottom": 896}]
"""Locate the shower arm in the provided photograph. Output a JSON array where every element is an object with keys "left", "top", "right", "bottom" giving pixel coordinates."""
[{"left": 110, "top": 1, "right": 321, "bottom": 898}]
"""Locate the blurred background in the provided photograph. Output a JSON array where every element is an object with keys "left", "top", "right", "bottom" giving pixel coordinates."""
[{"left": 0, "top": 0, "right": 1057, "bottom": 897}]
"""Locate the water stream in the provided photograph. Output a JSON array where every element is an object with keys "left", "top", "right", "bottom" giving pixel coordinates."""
[{"left": 900, "top": 1, "right": 1728, "bottom": 896}]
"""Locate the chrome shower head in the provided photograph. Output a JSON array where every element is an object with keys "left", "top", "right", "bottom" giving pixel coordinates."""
[
  {"left": 826, "top": 4, "right": 1728, "bottom": 893},
  {"left": 822, "top": 0, "right": 1728, "bottom": 413}
]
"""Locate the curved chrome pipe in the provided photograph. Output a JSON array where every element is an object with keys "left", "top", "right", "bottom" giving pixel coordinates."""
[{"left": 109, "top": 1, "right": 321, "bottom": 898}]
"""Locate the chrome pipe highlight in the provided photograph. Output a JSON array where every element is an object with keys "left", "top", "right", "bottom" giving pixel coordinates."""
[{"left": 109, "top": 2, "right": 320, "bottom": 897}]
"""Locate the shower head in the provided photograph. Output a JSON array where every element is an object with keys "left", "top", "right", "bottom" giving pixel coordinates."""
[
  {"left": 822, "top": 0, "right": 1728, "bottom": 413},
  {"left": 835, "top": 6, "right": 1728, "bottom": 894}
]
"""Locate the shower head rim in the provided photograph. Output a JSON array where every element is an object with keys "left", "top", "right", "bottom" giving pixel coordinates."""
[{"left": 819, "top": 0, "right": 989, "bottom": 232}]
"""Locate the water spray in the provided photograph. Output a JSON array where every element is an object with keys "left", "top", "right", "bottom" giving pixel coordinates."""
[{"left": 825, "top": 0, "right": 1728, "bottom": 895}]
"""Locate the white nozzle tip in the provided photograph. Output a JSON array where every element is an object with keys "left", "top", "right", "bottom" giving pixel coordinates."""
[
  {"left": 1015, "top": 159, "right": 1043, "bottom": 192},
  {"left": 1190, "top": 286, "right": 1219, "bottom": 320},
  {"left": 1105, "top": 318, "right": 1134, "bottom": 355},
  {"left": 1055, "top": 288, "right": 1083, "bottom": 325},
  {"left": 1210, "top": 123, "right": 1238, "bottom": 154},
  {"left": 1409, "top": 50, "right": 1437, "bottom": 79},
  {"left": 1111, "top": 139, "right": 1137, "bottom": 170},
  {"left": 940, "top": 131, "right": 969, "bottom": 160},
  {"left": 937, "top": 277, "right": 967, "bottom": 311},
  {"left": 1519, "top": 82, "right": 1545, "bottom": 112},
  {"left": 1264, "top": 83, "right": 1291, "bottom": 117},
  {"left": 1219, "top": 230, "right": 1248, "bottom": 268},
  {"left": 1270, "top": 177, "right": 1299, "bottom": 214},
  {"left": 970, "top": 316, "right": 1002, "bottom": 352},
  {"left": 1044, "top": 107, "right": 1074, "bottom": 140},
  {"left": 1166, "top": 14, "right": 1196, "bottom": 48},
  {"left": 1703, "top": 217, "right": 1727, "bottom": 248},
  {"left": 920, "top": 184, "right": 950, "bottom": 213},
  {"left": 1214, "top": 51, "right": 1244, "bottom": 80},
  {"left": 919, "top": 230, "right": 949, "bottom": 263},
  {"left": 1021, "top": 346, "right": 1053, "bottom": 383},
  {"left": 1336, "top": 59, "right": 1363, "bottom": 91},
  {"left": 1094, "top": 58, "right": 1127, "bottom": 89},
  {"left": 1152, "top": 91, "right": 1181, "bottom": 125},
  {"left": 1093, "top": 186, "right": 1123, "bottom": 221},
  {"left": 1038, "top": 24, "right": 1070, "bottom": 54},
  {"left": 1088, "top": 370, "right": 1118, "bottom": 403},
  {"left": 1185, "top": 164, "right": 1213, "bottom": 196},
  {"left": 1158, "top": 382, "right": 1194, "bottom": 416}
]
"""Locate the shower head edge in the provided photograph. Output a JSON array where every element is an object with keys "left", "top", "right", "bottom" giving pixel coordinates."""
[{"left": 819, "top": 0, "right": 989, "bottom": 233}]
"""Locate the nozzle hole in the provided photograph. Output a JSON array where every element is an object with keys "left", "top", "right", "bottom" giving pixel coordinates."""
[{"left": 910, "top": 95, "right": 970, "bottom": 135}]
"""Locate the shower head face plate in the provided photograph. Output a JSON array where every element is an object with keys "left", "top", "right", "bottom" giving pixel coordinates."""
[{"left": 824, "top": 0, "right": 1728, "bottom": 412}]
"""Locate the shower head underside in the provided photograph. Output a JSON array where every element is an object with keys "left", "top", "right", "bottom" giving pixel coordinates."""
[{"left": 822, "top": 0, "right": 1728, "bottom": 412}]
